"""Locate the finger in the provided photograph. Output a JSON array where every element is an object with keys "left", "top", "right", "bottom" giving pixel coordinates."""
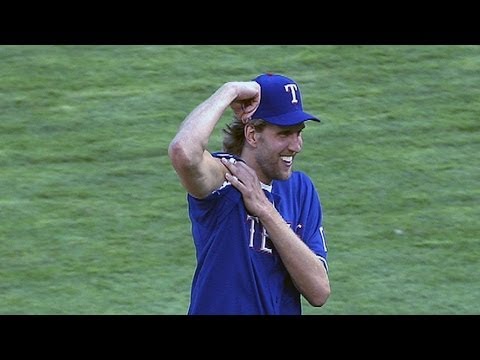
[
  {"left": 241, "top": 104, "right": 260, "bottom": 122},
  {"left": 221, "top": 157, "right": 241, "bottom": 179},
  {"left": 221, "top": 157, "right": 236, "bottom": 169},
  {"left": 231, "top": 160, "right": 256, "bottom": 178},
  {"left": 225, "top": 172, "right": 238, "bottom": 183},
  {"left": 243, "top": 102, "right": 259, "bottom": 114},
  {"left": 225, "top": 173, "right": 246, "bottom": 190}
]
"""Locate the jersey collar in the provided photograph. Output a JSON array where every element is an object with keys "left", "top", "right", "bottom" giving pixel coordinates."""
[{"left": 260, "top": 182, "right": 273, "bottom": 193}]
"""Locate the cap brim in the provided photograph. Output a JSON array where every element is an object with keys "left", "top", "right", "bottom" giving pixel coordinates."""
[{"left": 259, "top": 111, "right": 321, "bottom": 126}]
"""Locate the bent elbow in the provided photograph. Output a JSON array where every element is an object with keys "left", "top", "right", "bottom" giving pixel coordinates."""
[
  {"left": 168, "top": 139, "right": 195, "bottom": 170},
  {"left": 306, "top": 282, "right": 331, "bottom": 308},
  {"left": 168, "top": 139, "right": 184, "bottom": 164}
]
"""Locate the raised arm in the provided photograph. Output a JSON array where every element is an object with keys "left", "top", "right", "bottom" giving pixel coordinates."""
[{"left": 168, "top": 81, "right": 260, "bottom": 199}]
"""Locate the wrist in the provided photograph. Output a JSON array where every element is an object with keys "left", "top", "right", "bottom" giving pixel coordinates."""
[{"left": 218, "top": 82, "right": 240, "bottom": 103}]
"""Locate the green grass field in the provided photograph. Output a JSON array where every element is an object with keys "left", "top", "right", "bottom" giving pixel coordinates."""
[{"left": 1, "top": 45, "right": 478, "bottom": 314}]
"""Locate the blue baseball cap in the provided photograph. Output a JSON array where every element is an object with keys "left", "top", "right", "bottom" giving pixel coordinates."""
[{"left": 251, "top": 73, "right": 320, "bottom": 126}]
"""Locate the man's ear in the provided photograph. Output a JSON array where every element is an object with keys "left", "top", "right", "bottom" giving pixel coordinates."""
[{"left": 244, "top": 123, "right": 258, "bottom": 147}]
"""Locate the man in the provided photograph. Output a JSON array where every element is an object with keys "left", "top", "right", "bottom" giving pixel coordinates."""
[{"left": 168, "top": 73, "right": 330, "bottom": 315}]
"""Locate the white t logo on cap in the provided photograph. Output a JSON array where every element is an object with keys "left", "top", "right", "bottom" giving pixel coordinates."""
[{"left": 284, "top": 84, "right": 299, "bottom": 104}]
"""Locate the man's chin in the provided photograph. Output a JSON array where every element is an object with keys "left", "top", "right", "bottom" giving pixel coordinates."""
[{"left": 274, "top": 171, "right": 292, "bottom": 181}]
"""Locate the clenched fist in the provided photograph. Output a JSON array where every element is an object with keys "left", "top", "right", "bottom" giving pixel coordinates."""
[{"left": 229, "top": 81, "right": 261, "bottom": 123}]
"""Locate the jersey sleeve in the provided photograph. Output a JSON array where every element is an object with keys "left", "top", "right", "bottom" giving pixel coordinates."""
[{"left": 297, "top": 174, "right": 329, "bottom": 272}]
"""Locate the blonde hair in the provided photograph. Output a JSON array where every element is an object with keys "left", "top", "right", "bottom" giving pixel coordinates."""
[{"left": 222, "top": 118, "right": 267, "bottom": 156}]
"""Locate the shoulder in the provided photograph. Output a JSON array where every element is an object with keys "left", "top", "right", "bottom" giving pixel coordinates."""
[{"left": 211, "top": 152, "right": 245, "bottom": 163}]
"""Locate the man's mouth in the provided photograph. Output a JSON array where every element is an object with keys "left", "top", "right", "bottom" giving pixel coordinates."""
[{"left": 280, "top": 156, "right": 293, "bottom": 166}]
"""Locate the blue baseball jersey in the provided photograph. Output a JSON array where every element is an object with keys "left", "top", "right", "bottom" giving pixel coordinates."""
[{"left": 186, "top": 152, "right": 328, "bottom": 315}]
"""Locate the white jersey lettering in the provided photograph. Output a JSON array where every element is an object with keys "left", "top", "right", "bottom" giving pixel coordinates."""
[{"left": 246, "top": 215, "right": 273, "bottom": 254}]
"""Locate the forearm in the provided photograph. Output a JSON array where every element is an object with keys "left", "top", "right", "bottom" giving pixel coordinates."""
[
  {"left": 260, "top": 207, "right": 331, "bottom": 307},
  {"left": 169, "top": 83, "right": 237, "bottom": 164},
  {"left": 223, "top": 161, "right": 330, "bottom": 306}
]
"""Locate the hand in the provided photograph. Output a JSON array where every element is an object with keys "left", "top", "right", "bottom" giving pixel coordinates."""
[
  {"left": 229, "top": 81, "right": 261, "bottom": 123},
  {"left": 221, "top": 157, "right": 272, "bottom": 217}
]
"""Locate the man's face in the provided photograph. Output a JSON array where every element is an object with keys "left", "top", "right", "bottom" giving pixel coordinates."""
[{"left": 254, "top": 123, "right": 305, "bottom": 183}]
